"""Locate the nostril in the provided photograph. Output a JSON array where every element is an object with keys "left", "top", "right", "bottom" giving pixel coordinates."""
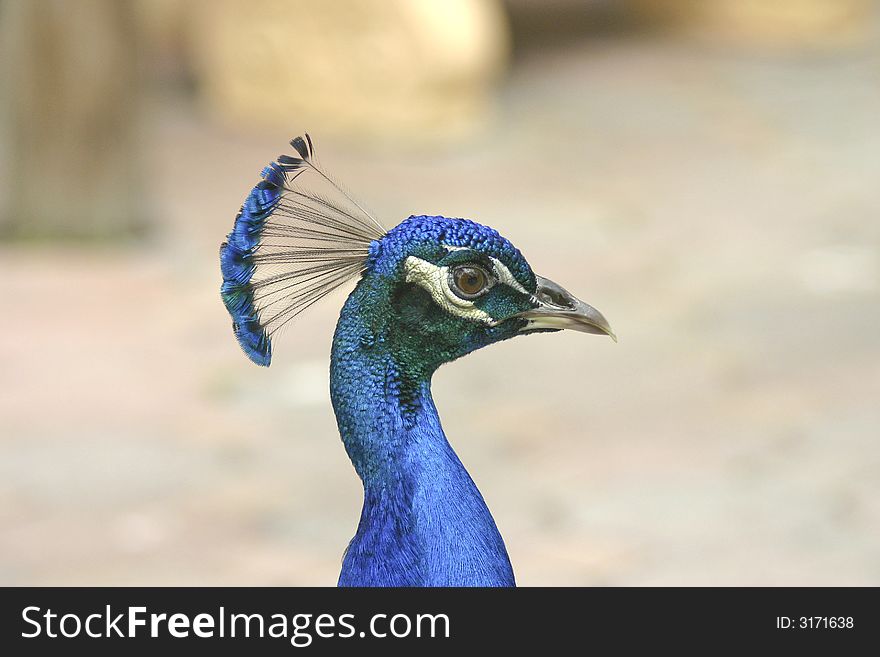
[{"left": 539, "top": 287, "right": 573, "bottom": 309}]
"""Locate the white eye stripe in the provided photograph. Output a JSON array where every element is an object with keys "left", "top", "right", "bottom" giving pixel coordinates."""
[
  {"left": 441, "top": 244, "right": 530, "bottom": 295},
  {"left": 489, "top": 257, "right": 528, "bottom": 295},
  {"left": 404, "top": 256, "right": 495, "bottom": 324}
]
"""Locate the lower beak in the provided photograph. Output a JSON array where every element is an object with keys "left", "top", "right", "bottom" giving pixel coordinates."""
[{"left": 513, "top": 275, "right": 616, "bottom": 341}]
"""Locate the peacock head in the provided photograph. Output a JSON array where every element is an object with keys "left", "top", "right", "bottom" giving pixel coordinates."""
[
  {"left": 220, "top": 135, "right": 614, "bottom": 370},
  {"left": 356, "top": 214, "right": 614, "bottom": 372}
]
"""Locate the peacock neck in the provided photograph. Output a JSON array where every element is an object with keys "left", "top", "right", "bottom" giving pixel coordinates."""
[{"left": 328, "top": 277, "right": 515, "bottom": 586}]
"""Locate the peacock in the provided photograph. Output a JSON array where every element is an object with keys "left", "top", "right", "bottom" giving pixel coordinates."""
[{"left": 220, "top": 135, "right": 614, "bottom": 587}]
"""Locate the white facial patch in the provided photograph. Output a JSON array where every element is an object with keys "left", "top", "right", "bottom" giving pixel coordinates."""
[
  {"left": 404, "top": 256, "right": 495, "bottom": 324},
  {"left": 403, "top": 248, "right": 531, "bottom": 325}
]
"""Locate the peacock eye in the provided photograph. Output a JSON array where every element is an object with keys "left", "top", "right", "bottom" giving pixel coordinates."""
[{"left": 449, "top": 265, "right": 492, "bottom": 300}]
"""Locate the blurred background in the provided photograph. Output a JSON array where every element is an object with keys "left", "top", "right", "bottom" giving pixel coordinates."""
[{"left": 1, "top": 0, "right": 879, "bottom": 585}]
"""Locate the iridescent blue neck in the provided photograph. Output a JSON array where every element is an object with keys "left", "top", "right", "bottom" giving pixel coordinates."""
[{"left": 329, "top": 276, "right": 515, "bottom": 586}]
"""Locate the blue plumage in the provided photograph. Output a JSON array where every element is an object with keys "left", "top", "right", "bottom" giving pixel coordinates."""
[
  {"left": 219, "top": 164, "right": 287, "bottom": 366},
  {"left": 220, "top": 136, "right": 614, "bottom": 586},
  {"left": 331, "top": 266, "right": 518, "bottom": 586}
]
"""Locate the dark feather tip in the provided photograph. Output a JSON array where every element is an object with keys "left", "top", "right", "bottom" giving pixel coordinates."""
[
  {"left": 233, "top": 320, "right": 272, "bottom": 367},
  {"left": 277, "top": 153, "right": 306, "bottom": 171},
  {"left": 261, "top": 162, "right": 287, "bottom": 188},
  {"left": 290, "top": 135, "right": 312, "bottom": 161}
]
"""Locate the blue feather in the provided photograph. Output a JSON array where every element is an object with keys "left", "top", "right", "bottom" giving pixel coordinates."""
[
  {"left": 232, "top": 314, "right": 272, "bottom": 366},
  {"left": 219, "top": 173, "right": 285, "bottom": 366}
]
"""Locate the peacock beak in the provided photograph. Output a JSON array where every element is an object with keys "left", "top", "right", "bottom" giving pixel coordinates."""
[{"left": 513, "top": 275, "right": 616, "bottom": 341}]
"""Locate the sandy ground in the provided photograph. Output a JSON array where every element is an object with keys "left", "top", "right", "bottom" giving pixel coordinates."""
[{"left": 2, "top": 38, "right": 879, "bottom": 585}]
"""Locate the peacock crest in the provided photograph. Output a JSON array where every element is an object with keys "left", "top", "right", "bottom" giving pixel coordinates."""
[
  {"left": 220, "top": 135, "right": 385, "bottom": 366},
  {"left": 219, "top": 134, "right": 614, "bottom": 587}
]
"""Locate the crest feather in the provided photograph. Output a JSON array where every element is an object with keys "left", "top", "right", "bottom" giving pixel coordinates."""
[{"left": 220, "top": 134, "right": 385, "bottom": 366}]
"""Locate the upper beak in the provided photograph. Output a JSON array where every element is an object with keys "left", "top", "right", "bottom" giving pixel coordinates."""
[{"left": 512, "top": 275, "right": 616, "bottom": 342}]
